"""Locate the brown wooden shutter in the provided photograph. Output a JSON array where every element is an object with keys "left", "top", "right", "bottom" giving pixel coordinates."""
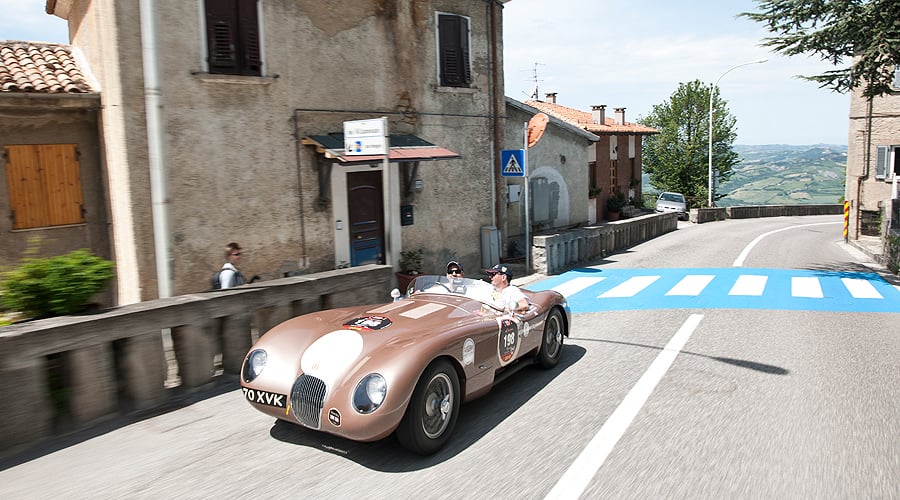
[
  {"left": 439, "top": 14, "right": 470, "bottom": 87},
  {"left": 238, "top": 0, "right": 261, "bottom": 76},
  {"left": 206, "top": 0, "right": 239, "bottom": 74},
  {"left": 5, "top": 144, "right": 84, "bottom": 229}
]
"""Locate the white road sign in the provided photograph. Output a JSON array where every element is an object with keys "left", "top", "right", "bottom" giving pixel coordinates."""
[{"left": 344, "top": 118, "right": 387, "bottom": 156}]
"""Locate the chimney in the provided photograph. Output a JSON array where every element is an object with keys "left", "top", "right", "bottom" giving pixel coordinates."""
[
  {"left": 615, "top": 107, "right": 626, "bottom": 125},
  {"left": 591, "top": 105, "right": 606, "bottom": 125},
  {"left": 545, "top": 92, "right": 557, "bottom": 104}
]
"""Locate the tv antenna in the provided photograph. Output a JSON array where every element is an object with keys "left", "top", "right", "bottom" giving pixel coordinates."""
[{"left": 523, "top": 62, "right": 545, "bottom": 100}]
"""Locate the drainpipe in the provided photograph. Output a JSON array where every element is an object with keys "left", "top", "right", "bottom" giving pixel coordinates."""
[
  {"left": 140, "top": 0, "right": 173, "bottom": 298},
  {"left": 488, "top": 0, "right": 501, "bottom": 230},
  {"left": 855, "top": 97, "right": 873, "bottom": 240}
]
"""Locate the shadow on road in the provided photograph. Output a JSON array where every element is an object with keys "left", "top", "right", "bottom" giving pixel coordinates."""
[
  {"left": 267, "top": 344, "right": 587, "bottom": 470},
  {"left": 571, "top": 337, "right": 789, "bottom": 375}
]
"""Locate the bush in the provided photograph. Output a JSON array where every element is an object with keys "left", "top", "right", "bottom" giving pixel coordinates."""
[
  {"left": 607, "top": 192, "right": 627, "bottom": 212},
  {"left": 0, "top": 249, "right": 115, "bottom": 318}
]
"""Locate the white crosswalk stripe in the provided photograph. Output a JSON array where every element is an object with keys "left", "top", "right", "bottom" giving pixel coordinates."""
[
  {"left": 792, "top": 277, "right": 823, "bottom": 298},
  {"left": 599, "top": 276, "right": 660, "bottom": 298},
  {"left": 841, "top": 278, "right": 883, "bottom": 299},
  {"left": 728, "top": 275, "right": 768, "bottom": 296},
  {"left": 552, "top": 277, "right": 606, "bottom": 297},
  {"left": 666, "top": 275, "right": 715, "bottom": 296}
]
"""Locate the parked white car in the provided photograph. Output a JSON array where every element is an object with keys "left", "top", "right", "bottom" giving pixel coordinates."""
[{"left": 655, "top": 192, "right": 688, "bottom": 220}]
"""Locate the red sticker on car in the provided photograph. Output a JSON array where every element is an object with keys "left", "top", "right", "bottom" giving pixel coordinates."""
[{"left": 343, "top": 316, "right": 392, "bottom": 330}]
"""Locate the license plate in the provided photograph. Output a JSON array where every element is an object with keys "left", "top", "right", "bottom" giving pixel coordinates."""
[{"left": 243, "top": 387, "right": 287, "bottom": 408}]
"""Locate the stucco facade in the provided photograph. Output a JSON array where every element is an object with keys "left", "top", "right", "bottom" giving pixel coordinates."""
[
  {"left": 502, "top": 98, "right": 597, "bottom": 257},
  {"left": 846, "top": 68, "right": 900, "bottom": 240},
  {"left": 48, "top": 0, "right": 509, "bottom": 303}
]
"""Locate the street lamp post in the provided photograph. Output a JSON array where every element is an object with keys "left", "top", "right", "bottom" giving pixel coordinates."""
[{"left": 708, "top": 58, "right": 767, "bottom": 207}]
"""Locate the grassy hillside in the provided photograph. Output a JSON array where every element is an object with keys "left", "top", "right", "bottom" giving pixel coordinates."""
[{"left": 717, "top": 144, "right": 847, "bottom": 207}]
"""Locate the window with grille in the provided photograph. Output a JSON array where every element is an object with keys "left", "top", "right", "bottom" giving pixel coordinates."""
[
  {"left": 205, "top": 0, "right": 261, "bottom": 76},
  {"left": 4, "top": 144, "right": 84, "bottom": 230},
  {"left": 609, "top": 159, "right": 618, "bottom": 188},
  {"left": 437, "top": 13, "right": 472, "bottom": 87}
]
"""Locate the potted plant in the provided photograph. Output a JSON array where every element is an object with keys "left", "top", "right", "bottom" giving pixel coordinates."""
[
  {"left": 396, "top": 247, "right": 424, "bottom": 291},
  {"left": 588, "top": 186, "right": 602, "bottom": 198},
  {"left": 606, "top": 191, "right": 627, "bottom": 221}
]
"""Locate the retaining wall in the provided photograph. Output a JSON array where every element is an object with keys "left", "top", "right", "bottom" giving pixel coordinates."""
[
  {"left": 0, "top": 264, "right": 393, "bottom": 455},
  {"left": 533, "top": 212, "right": 679, "bottom": 275}
]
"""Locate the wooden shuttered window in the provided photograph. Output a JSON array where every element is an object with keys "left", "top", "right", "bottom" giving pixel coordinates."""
[
  {"left": 438, "top": 14, "right": 472, "bottom": 87},
  {"left": 875, "top": 145, "right": 888, "bottom": 180},
  {"left": 205, "top": 0, "right": 261, "bottom": 76},
  {"left": 5, "top": 144, "right": 84, "bottom": 230}
]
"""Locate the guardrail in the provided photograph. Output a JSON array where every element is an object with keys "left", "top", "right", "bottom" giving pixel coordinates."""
[
  {"left": 0, "top": 264, "right": 393, "bottom": 455},
  {"left": 694, "top": 204, "right": 844, "bottom": 222},
  {"left": 532, "top": 212, "right": 679, "bottom": 275}
]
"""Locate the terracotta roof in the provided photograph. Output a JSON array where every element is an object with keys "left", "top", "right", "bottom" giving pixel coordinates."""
[
  {"left": 0, "top": 41, "right": 94, "bottom": 94},
  {"left": 524, "top": 100, "right": 658, "bottom": 135}
]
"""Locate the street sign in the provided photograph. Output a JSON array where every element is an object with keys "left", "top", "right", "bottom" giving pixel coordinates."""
[
  {"left": 344, "top": 118, "right": 387, "bottom": 156},
  {"left": 501, "top": 149, "right": 526, "bottom": 177}
]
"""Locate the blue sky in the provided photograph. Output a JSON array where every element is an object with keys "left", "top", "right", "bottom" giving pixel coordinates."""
[
  {"left": 503, "top": 0, "right": 849, "bottom": 145},
  {"left": 2, "top": 0, "right": 849, "bottom": 145}
]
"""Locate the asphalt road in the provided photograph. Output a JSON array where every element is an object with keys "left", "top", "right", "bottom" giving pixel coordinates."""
[{"left": 2, "top": 215, "right": 898, "bottom": 499}]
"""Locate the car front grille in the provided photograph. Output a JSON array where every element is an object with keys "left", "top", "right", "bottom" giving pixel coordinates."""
[{"left": 290, "top": 374, "right": 327, "bottom": 429}]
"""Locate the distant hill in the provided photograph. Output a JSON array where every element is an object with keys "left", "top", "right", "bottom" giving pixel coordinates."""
[{"left": 716, "top": 144, "right": 847, "bottom": 207}]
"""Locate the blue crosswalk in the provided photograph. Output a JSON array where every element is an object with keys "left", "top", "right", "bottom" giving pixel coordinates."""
[{"left": 530, "top": 268, "right": 900, "bottom": 313}]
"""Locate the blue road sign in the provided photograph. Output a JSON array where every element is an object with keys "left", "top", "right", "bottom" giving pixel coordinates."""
[{"left": 501, "top": 149, "right": 526, "bottom": 177}]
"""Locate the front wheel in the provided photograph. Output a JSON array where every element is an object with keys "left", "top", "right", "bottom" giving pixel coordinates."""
[
  {"left": 537, "top": 308, "right": 565, "bottom": 368},
  {"left": 396, "top": 359, "right": 460, "bottom": 455}
]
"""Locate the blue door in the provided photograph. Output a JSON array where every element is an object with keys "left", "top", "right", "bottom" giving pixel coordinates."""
[{"left": 348, "top": 171, "right": 385, "bottom": 266}]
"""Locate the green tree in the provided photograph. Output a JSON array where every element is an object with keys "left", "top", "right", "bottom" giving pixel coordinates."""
[
  {"left": 639, "top": 80, "right": 738, "bottom": 207},
  {"left": 742, "top": 0, "right": 900, "bottom": 98}
]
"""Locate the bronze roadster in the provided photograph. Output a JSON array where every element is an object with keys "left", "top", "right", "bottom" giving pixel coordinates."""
[{"left": 240, "top": 275, "right": 570, "bottom": 454}]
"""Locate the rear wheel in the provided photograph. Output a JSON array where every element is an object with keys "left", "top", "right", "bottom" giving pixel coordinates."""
[
  {"left": 396, "top": 359, "right": 460, "bottom": 455},
  {"left": 537, "top": 308, "right": 565, "bottom": 368}
]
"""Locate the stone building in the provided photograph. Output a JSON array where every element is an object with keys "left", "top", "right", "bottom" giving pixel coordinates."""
[
  {"left": 525, "top": 94, "right": 658, "bottom": 222},
  {"left": 31, "top": 0, "right": 510, "bottom": 304},
  {"left": 846, "top": 65, "right": 900, "bottom": 258}
]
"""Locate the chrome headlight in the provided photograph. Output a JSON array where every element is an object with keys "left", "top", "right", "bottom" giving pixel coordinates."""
[
  {"left": 242, "top": 349, "right": 267, "bottom": 383},
  {"left": 353, "top": 373, "right": 387, "bottom": 414}
]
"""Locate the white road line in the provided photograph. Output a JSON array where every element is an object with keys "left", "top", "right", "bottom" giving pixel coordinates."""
[
  {"left": 553, "top": 277, "right": 606, "bottom": 298},
  {"left": 544, "top": 314, "right": 704, "bottom": 500},
  {"left": 732, "top": 222, "right": 842, "bottom": 267},
  {"left": 792, "top": 277, "right": 823, "bottom": 298},
  {"left": 841, "top": 277, "right": 883, "bottom": 299},
  {"left": 729, "top": 274, "right": 768, "bottom": 296},
  {"left": 599, "top": 276, "right": 660, "bottom": 298},
  {"left": 665, "top": 275, "right": 714, "bottom": 296}
]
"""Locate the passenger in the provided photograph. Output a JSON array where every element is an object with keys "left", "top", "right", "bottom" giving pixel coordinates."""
[{"left": 484, "top": 264, "right": 529, "bottom": 313}]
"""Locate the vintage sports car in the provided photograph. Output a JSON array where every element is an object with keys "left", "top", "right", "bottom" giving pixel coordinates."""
[{"left": 240, "top": 274, "right": 570, "bottom": 454}]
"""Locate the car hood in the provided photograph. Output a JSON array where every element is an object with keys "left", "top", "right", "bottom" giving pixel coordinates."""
[{"left": 248, "top": 294, "right": 490, "bottom": 386}]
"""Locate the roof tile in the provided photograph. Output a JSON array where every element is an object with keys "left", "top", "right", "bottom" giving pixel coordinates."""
[
  {"left": 525, "top": 99, "right": 658, "bottom": 135},
  {"left": 0, "top": 41, "right": 93, "bottom": 94}
]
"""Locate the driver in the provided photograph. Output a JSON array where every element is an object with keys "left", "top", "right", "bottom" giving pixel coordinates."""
[{"left": 444, "top": 260, "right": 467, "bottom": 294}]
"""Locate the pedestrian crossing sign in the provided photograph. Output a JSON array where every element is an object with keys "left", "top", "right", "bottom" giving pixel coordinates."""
[{"left": 500, "top": 149, "right": 526, "bottom": 177}]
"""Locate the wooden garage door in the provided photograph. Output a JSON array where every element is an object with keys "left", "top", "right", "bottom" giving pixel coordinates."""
[{"left": 5, "top": 144, "right": 84, "bottom": 229}]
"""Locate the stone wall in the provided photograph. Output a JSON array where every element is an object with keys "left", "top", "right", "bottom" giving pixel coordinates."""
[
  {"left": 0, "top": 264, "right": 393, "bottom": 456},
  {"left": 532, "top": 212, "right": 679, "bottom": 275}
]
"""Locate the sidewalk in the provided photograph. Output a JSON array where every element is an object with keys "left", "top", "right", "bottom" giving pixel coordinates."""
[{"left": 848, "top": 235, "right": 884, "bottom": 263}]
